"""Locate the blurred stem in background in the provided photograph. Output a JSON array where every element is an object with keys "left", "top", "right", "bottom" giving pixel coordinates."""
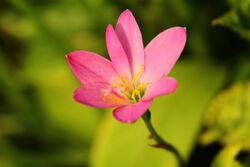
[{"left": 142, "top": 110, "right": 186, "bottom": 167}]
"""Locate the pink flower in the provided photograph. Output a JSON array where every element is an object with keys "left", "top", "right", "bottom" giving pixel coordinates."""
[{"left": 67, "top": 9, "right": 187, "bottom": 123}]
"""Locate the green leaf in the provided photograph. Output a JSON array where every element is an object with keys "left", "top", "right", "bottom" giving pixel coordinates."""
[
  {"left": 201, "top": 81, "right": 250, "bottom": 150},
  {"left": 212, "top": 0, "right": 250, "bottom": 41},
  {"left": 212, "top": 145, "right": 244, "bottom": 167}
]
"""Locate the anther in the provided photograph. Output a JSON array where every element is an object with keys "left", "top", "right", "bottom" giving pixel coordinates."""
[{"left": 131, "top": 84, "right": 143, "bottom": 102}]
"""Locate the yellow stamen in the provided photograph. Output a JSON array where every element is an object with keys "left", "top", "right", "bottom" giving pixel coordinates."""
[
  {"left": 131, "top": 91, "right": 136, "bottom": 101},
  {"left": 131, "top": 66, "right": 144, "bottom": 86},
  {"left": 112, "top": 67, "right": 146, "bottom": 102},
  {"left": 131, "top": 84, "right": 143, "bottom": 101},
  {"left": 113, "top": 83, "right": 124, "bottom": 87}
]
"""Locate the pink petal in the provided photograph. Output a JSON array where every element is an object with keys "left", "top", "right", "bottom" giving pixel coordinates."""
[
  {"left": 143, "top": 27, "right": 187, "bottom": 82},
  {"left": 67, "top": 50, "right": 118, "bottom": 84},
  {"left": 115, "top": 9, "right": 144, "bottom": 75},
  {"left": 113, "top": 100, "right": 153, "bottom": 123},
  {"left": 106, "top": 24, "right": 131, "bottom": 80},
  {"left": 142, "top": 77, "right": 177, "bottom": 101},
  {"left": 74, "top": 83, "right": 127, "bottom": 108}
]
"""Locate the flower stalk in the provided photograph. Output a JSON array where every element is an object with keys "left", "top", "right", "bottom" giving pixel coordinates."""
[{"left": 142, "top": 110, "right": 186, "bottom": 167}]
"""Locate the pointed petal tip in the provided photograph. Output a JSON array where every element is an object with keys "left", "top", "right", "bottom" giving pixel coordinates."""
[
  {"left": 106, "top": 24, "right": 112, "bottom": 38},
  {"left": 181, "top": 27, "right": 187, "bottom": 36},
  {"left": 66, "top": 50, "right": 81, "bottom": 65},
  {"left": 66, "top": 53, "right": 74, "bottom": 64},
  {"left": 66, "top": 50, "right": 82, "bottom": 61},
  {"left": 106, "top": 24, "right": 113, "bottom": 31},
  {"left": 123, "top": 9, "right": 132, "bottom": 15},
  {"left": 106, "top": 24, "right": 115, "bottom": 37},
  {"left": 175, "top": 26, "right": 187, "bottom": 33},
  {"left": 73, "top": 90, "right": 79, "bottom": 102},
  {"left": 182, "top": 26, "right": 187, "bottom": 33},
  {"left": 119, "top": 9, "right": 134, "bottom": 20},
  {"left": 169, "top": 26, "right": 187, "bottom": 34}
]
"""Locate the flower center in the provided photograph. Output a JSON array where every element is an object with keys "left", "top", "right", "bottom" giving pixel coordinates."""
[{"left": 113, "top": 66, "right": 147, "bottom": 103}]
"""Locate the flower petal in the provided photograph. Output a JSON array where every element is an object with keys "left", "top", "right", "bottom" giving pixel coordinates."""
[
  {"left": 106, "top": 24, "right": 131, "bottom": 80},
  {"left": 113, "top": 100, "right": 153, "bottom": 123},
  {"left": 67, "top": 50, "right": 118, "bottom": 84},
  {"left": 143, "top": 27, "right": 187, "bottom": 82},
  {"left": 74, "top": 83, "right": 127, "bottom": 108},
  {"left": 142, "top": 77, "right": 177, "bottom": 101},
  {"left": 115, "top": 9, "right": 144, "bottom": 75}
]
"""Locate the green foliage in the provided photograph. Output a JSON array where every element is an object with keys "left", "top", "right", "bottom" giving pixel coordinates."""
[
  {"left": 201, "top": 81, "right": 250, "bottom": 167},
  {"left": 212, "top": 145, "right": 244, "bottom": 167},
  {"left": 212, "top": 0, "right": 250, "bottom": 41}
]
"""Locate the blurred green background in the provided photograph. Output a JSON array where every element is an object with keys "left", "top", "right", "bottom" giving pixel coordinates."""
[{"left": 0, "top": 0, "right": 249, "bottom": 167}]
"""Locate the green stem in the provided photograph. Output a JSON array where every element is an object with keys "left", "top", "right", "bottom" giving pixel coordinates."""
[{"left": 142, "top": 110, "right": 186, "bottom": 167}]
